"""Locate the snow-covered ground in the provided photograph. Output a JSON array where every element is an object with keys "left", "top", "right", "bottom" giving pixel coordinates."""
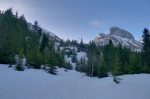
[
  {"left": 76, "top": 51, "right": 88, "bottom": 62},
  {"left": 64, "top": 55, "right": 76, "bottom": 69},
  {"left": 64, "top": 51, "right": 88, "bottom": 69},
  {"left": 0, "top": 64, "right": 150, "bottom": 99}
]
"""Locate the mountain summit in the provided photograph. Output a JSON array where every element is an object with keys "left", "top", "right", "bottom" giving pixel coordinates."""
[
  {"left": 93, "top": 26, "right": 143, "bottom": 52},
  {"left": 110, "top": 26, "right": 134, "bottom": 40}
]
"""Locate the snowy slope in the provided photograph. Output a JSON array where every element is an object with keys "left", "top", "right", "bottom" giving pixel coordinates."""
[
  {"left": 64, "top": 55, "right": 76, "bottom": 69},
  {"left": 0, "top": 64, "right": 150, "bottom": 99},
  {"left": 28, "top": 23, "right": 61, "bottom": 41},
  {"left": 94, "top": 26, "right": 143, "bottom": 52},
  {"left": 76, "top": 51, "right": 88, "bottom": 62}
]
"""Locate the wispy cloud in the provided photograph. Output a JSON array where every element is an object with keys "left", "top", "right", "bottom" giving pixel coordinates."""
[{"left": 89, "top": 20, "right": 101, "bottom": 27}]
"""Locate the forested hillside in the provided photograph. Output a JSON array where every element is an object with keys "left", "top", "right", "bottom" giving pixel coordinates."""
[
  {"left": 0, "top": 8, "right": 65, "bottom": 69},
  {"left": 0, "top": 8, "right": 150, "bottom": 77}
]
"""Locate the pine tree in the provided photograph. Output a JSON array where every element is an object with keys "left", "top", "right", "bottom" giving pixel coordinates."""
[
  {"left": 79, "top": 38, "right": 85, "bottom": 51},
  {"left": 104, "top": 40, "right": 115, "bottom": 70},
  {"left": 16, "top": 48, "right": 24, "bottom": 71},
  {"left": 72, "top": 53, "right": 77, "bottom": 63},
  {"left": 142, "top": 28, "right": 150, "bottom": 72},
  {"left": 40, "top": 33, "right": 49, "bottom": 53},
  {"left": 33, "top": 20, "right": 39, "bottom": 33},
  {"left": 128, "top": 53, "right": 140, "bottom": 74},
  {"left": 112, "top": 53, "right": 122, "bottom": 76},
  {"left": 76, "top": 56, "right": 86, "bottom": 72},
  {"left": 98, "top": 52, "right": 108, "bottom": 78},
  {"left": 0, "top": 8, "right": 66, "bottom": 70}
]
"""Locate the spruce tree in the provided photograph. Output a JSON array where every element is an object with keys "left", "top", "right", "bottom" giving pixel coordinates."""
[
  {"left": 98, "top": 52, "right": 108, "bottom": 78},
  {"left": 113, "top": 53, "right": 122, "bottom": 76},
  {"left": 16, "top": 48, "right": 24, "bottom": 71},
  {"left": 40, "top": 33, "right": 49, "bottom": 53},
  {"left": 142, "top": 28, "right": 150, "bottom": 72}
]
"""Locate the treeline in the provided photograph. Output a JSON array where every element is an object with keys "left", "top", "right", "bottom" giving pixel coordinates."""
[
  {"left": 0, "top": 8, "right": 65, "bottom": 69},
  {"left": 60, "top": 38, "right": 87, "bottom": 52},
  {"left": 76, "top": 29, "right": 150, "bottom": 78},
  {"left": 0, "top": 8, "right": 150, "bottom": 77}
]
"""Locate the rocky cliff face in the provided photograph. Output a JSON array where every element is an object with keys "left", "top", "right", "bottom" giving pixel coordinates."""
[
  {"left": 93, "top": 26, "right": 143, "bottom": 52},
  {"left": 110, "top": 26, "right": 134, "bottom": 40}
]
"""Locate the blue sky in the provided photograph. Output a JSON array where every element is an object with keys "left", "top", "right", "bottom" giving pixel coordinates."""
[{"left": 0, "top": 0, "right": 150, "bottom": 43}]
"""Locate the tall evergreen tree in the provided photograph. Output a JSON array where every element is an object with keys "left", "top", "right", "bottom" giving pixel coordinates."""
[
  {"left": 79, "top": 38, "right": 85, "bottom": 51},
  {"left": 142, "top": 28, "right": 150, "bottom": 71},
  {"left": 98, "top": 52, "right": 108, "bottom": 78},
  {"left": 40, "top": 33, "right": 49, "bottom": 53},
  {"left": 16, "top": 48, "right": 24, "bottom": 71}
]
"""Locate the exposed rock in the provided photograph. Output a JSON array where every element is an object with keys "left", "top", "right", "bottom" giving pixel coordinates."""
[
  {"left": 110, "top": 26, "right": 134, "bottom": 40},
  {"left": 93, "top": 26, "right": 143, "bottom": 52}
]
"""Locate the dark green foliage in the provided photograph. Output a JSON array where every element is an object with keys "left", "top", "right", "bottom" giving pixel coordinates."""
[
  {"left": 97, "top": 52, "right": 108, "bottom": 78},
  {"left": 85, "top": 41, "right": 99, "bottom": 77},
  {"left": 0, "top": 8, "right": 27, "bottom": 64},
  {"left": 112, "top": 56, "right": 122, "bottom": 76},
  {"left": 40, "top": 33, "right": 49, "bottom": 53},
  {"left": 79, "top": 36, "right": 150, "bottom": 77},
  {"left": 142, "top": 28, "right": 150, "bottom": 72},
  {"left": 30, "top": 49, "right": 43, "bottom": 69},
  {"left": 81, "top": 41, "right": 108, "bottom": 77},
  {"left": 64, "top": 62, "right": 73, "bottom": 70},
  {"left": 103, "top": 40, "right": 114, "bottom": 70},
  {"left": 16, "top": 65, "right": 24, "bottom": 71},
  {"left": 16, "top": 48, "right": 24, "bottom": 71},
  {"left": 1, "top": 8, "right": 150, "bottom": 77},
  {"left": 79, "top": 38, "right": 85, "bottom": 51},
  {"left": 0, "top": 8, "right": 65, "bottom": 70},
  {"left": 98, "top": 65, "right": 108, "bottom": 78},
  {"left": 76, "top": 57, "right": 87, "bottom": 72}
]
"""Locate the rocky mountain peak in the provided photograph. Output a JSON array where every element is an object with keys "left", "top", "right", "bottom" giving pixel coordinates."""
[
  {"left": 93, "top": 26, "right": 143, "bottom": 52},
  {"left": 96, "top": 33, "right": 107, "bottom": 38},
  {"left": 110, "top": 26, "right": 134, "bottom": 40}
]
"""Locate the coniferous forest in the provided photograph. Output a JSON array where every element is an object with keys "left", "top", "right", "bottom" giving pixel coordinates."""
[
  {"left": 0, "top": 8, "right": 65, "bottom": 69},
  {"left": 0, "top": 8, "right": 150, "bottom": 78}
]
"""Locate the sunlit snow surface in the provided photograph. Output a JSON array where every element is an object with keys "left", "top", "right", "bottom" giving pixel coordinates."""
[{"left": 0, "top": 64, "right": 150, "bottom": 99}]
